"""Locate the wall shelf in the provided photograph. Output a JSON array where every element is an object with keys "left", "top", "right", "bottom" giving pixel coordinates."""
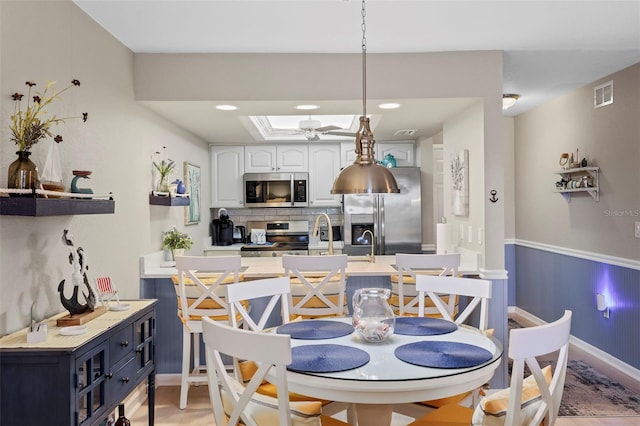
[
  {"left": 149, "top": 194, "right": 190, "bottom": 206},
  {"left": 0, "top": 197, "right": 115, "bottom": 216},
  {"left": 553, "top": 166, "right": 599, "bottom": 202}
]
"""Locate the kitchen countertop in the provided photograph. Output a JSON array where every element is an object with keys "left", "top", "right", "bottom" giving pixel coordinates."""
[
  {"left": 202, "top": 240, "right": 345, "bottom": 251},
  {"left": 140, "top": 251, "right": 396, "bottom": 279}
]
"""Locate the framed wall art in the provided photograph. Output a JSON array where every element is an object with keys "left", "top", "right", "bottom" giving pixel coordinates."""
[
  {"left": 450, "top": 149, "right": 469, "bottom": 216},
  {"left": 184, "top": 162, "right": 201, "bottom": 225}
]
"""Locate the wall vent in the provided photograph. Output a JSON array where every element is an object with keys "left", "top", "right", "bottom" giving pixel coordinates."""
[
  {"left": 394, "top": 129, "right": 418, "bottom": 137},
  {"left": 594, "top": 80, "right": 613, "bottom": 109}
]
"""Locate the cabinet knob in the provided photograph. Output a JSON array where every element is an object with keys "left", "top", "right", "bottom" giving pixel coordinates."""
[
  {"left": 120, "top": 341, "right": 129, "bottom": 347},
  {"left": 121, "top": 377, "right": 130, "bottom": 384},
  {"left": 106, "top": 372, "right": 113, "bottom": 379},
  {"left": 136, "top": 347, "right": 143, "bottom": 354}
]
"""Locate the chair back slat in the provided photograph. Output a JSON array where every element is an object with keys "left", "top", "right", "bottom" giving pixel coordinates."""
[
  {"left": 226, "top": 277, "right": 292, "bottom": 331},
  {"left": 394, "top": 253, "right": 460, "bottom": 316},
  {"left": 283, "top": 254, "right": 348, "bottom": 318},
  {"left": 174, "top": 255, "right": 241, "bottom": 324},
  {"left": 415, "top": 275, "right": 492, "bottom": 330}
]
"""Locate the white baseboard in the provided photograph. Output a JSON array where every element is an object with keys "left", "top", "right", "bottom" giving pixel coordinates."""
[
  {"left": 156, "top": 373, "right": 183, "bottom": 386},
  {"left": 509, "top": 306, "right": 640, "bottom": 387}
]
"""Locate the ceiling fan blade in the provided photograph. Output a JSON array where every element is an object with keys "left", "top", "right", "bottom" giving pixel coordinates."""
[
  {"left": 316, "top": 125, "right": 342, "bottom": 132},
  {"left": 325, "top": 130, "right": 356, "bottom": 137}
]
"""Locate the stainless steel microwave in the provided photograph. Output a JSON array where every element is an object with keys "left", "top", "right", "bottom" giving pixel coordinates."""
[{"left": 243, "top": 172, "right": 309, "bottom": 208}]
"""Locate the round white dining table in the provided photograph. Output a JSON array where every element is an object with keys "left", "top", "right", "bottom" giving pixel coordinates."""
[{"left": 270, "top": 317, "right": 503, "bottom": 425}]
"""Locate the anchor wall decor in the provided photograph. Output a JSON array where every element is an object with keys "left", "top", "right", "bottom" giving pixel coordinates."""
[{"left": 58, "top": 229, "right": 97, "bottom": 315}]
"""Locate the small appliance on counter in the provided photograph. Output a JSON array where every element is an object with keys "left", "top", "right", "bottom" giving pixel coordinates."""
[
  {"left": 232, "top": 226, "right": 246, "bottom": 243},
  {"left": 211, "top": 208, "right": 234, "bottom": 246}
]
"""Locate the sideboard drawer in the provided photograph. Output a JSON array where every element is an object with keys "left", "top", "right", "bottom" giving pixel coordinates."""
[
  {"left": 110, "top": 324, "right": 134, "bottom": 366},
  {"left": 109, "top": 357, "right": 137, "bottom": 405}
]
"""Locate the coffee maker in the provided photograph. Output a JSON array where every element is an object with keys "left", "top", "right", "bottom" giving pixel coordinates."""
[{"left": 211, "top": 208, "right": 234, "bottom": 246}]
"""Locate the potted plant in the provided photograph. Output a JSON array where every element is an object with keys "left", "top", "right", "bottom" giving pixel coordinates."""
[
  {"left": 152, "top": 146, "right": 175, "bottom": 193},
  {"left": 162, "top": 226, "right": 193, "bottom": 259},
  {"left": 8, "top": 80, "right": 88, "bottom": 193}
]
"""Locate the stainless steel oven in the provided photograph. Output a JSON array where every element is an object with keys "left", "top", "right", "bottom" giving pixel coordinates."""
[
  {"left": 241, "top": 220, "right": 309, "bottom": 257},
  {"left": 243, "top": 172, "right": 308, "bottom": 208}
]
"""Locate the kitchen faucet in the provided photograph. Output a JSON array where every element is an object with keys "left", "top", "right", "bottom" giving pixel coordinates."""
[
  {"left": 312, "top": 213, "right": 333, "bottom": 255},
  {"left": 362, "top": 229, "right": 375, "bottom": 263}
]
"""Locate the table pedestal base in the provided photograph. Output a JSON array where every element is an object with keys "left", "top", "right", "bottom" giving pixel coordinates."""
[{"left": 354, "top": 403, "right": 392, "bottom": 425}]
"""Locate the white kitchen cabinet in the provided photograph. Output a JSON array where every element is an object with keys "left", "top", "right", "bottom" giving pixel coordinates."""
[
  {"left": 340, "top": 141, "right": 358, "bottom": 168},
  {"left": 308, "top": 144, "right": 341, "bottom": 207},
  {"left": 341, "top": 141, "right": 416, "bottom": 167},
  {"left": 210, "top": 145, "right": 244, "bottom": 207},
  {"left": 245, "top": 144, "right": 308, "bottom": 173},
  {"left": 377, "top": 141, "right": 415, "bottom": 166}
]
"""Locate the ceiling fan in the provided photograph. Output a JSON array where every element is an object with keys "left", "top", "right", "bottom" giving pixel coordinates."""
[{"left": 272, "top": 118, "right": 355, "bottom": 141}]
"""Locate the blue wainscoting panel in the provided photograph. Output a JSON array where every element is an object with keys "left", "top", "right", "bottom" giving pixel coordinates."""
[
  {"left": 505, "top": 243, "right": 517, "bottom": 306},
  {"left": 514, "top": 245, "right": 640, "bottom": 370}
]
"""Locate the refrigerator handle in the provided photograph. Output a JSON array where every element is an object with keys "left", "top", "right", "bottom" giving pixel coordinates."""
[
  {"left": 373, "top": 196, "right": 379, "bottom": 252},
  {"left": 379, "top": 196, "right": 385, "bottom": 253},
  {"left": 289, "top": 174, "right": 294, "bottom": 207}
]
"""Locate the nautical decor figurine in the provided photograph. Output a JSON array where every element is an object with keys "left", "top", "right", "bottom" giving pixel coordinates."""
[
  {"left": 58, "top": 229, "right": 97, "bottom": 315},
  {"left": 71, "top": 170, "right": 94, "bottom": 195}
]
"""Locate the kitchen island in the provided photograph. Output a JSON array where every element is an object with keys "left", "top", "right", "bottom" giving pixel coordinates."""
[{"left": 139, "top": 251, "right": 398, "bottom": 377}]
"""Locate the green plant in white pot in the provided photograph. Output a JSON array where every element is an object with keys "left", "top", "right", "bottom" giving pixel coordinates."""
[{"left": 162, "top": 227, "right": 193, "bottom": 259}]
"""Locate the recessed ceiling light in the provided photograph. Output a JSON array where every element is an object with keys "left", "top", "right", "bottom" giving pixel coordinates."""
[
  {"left": 215, "top": 104, "right": 238, "bottom": 111},
  {"left": 295, "top": 104, "right": 320, "bottom": 110},
  {"left": 378, "top": 103, "right": 401, "bottom": 109}
]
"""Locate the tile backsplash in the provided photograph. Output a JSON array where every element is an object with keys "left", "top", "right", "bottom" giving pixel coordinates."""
[{"left": 209, "top": 206, "right": 343, "bottom": 235}]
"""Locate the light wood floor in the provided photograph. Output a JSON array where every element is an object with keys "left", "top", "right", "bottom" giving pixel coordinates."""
[
  {"left": 130, "top": 313, "right": 640, "bottom": 424},
  {"left": 129, "top": 384, "right": 640, "bottom": 425}
]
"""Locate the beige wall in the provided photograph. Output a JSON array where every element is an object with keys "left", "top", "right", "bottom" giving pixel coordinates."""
[
  {"left": 0, "top": 1, "right": 210, "bottom": 335},
  {"left": 514, "top": 63, "right": 640, "bottom": 260},
  {"left": 135, "top": 50, "right": 506, "bottom": 269},
  {"left": 503, "top": 117, "right": 516, "bottom": 240},
  {"left": 1, "top": 2, "right": 506, "bottom": 334},
  {"left": 443, "top": 101, "right": 486, "bottom": 256}
]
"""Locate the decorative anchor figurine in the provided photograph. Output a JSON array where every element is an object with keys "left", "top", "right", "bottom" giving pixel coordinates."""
[
  {"left": 71, "top": 170, "right": 94, "bottom": 195},
  {"left": 58, "top": 229, "right": 97, "bottom": 315}
]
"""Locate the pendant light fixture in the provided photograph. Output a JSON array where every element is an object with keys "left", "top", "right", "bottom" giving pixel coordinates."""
[{"left": 331, "top": 0, "right": 399, "bottom": 194}]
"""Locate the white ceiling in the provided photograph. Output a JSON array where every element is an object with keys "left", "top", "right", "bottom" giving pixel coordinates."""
[{"left": 74, "top": 0, "right": 640, "bottom": 143}]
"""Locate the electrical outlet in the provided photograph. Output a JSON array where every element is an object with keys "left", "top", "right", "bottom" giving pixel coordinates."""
[
  {"left": 477, "top": 227, "right": 483, "bottom": 245},
  {"left": 459, "top": 224, "right": 464, "bottom": 240},
  {"left": 468, "top": 225, "right": 473, "bottom": 243},
  {"left": 635, "top": 222, "right": 640, "bottom": 238}
]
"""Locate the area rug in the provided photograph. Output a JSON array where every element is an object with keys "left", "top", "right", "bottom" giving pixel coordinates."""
[
  {"left": 560, "top": 360, "right": 640, "bottom": 416},
  {"left": 507, "top": 319, "right": 640, "bottom": 417}
]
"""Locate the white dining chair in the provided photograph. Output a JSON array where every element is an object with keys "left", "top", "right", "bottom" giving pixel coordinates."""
[
  {"left": 393, "top": 275, "right": 493, "bottom": 420},
  {"left": 282, "top": 254, "right": 348, "bottom": 318},
  {"left": 392, "top": 253, "right": 461, "bottom": 316},
  {"left": 225, "top": 276, "right": 351, "bottom": 419},
  {"left": 174, "top": 255, "right": 242, "bottom": 410},
  {"left": 410, "top": 310, "right": 573, "bottom": 426},
  {"left": 202, "top": 317, "right": 351, "bottom": 426}
]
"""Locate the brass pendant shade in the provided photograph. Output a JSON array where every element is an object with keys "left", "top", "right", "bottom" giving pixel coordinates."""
[
  {"left": 331, "top": 0, "right": 400, "bottom": 195},
  {"left": 331, "top": 117, "right": 400, "bottom": 194}
]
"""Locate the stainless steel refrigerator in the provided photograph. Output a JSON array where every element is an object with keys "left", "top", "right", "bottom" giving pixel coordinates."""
[{"left": 343, "top": 167, "right": 422, "bottom": 255}]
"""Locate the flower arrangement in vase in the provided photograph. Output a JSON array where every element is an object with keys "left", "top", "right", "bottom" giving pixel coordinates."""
[
  {"left": 8, "top": 80, "right": 88, "bottom": 193},
  {"left": 162, "top": 226, "right": 193, "bottom": 259},
  {"left": 152, "top": 146, "right": 175, "bottom": 193}
]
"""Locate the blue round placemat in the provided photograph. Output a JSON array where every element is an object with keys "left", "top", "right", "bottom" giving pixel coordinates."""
[
  {"left": 288, "top": 344, "right": 370, "bottom": 373},
  {"left": 394, "top": 317, "right": 457, "bottom": 336},
  {"left": 276, "top": 320, "right": 354, "bottom": 340},
  {"left": 395, "top": 341, "right": 493, "bottom": 369}
]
